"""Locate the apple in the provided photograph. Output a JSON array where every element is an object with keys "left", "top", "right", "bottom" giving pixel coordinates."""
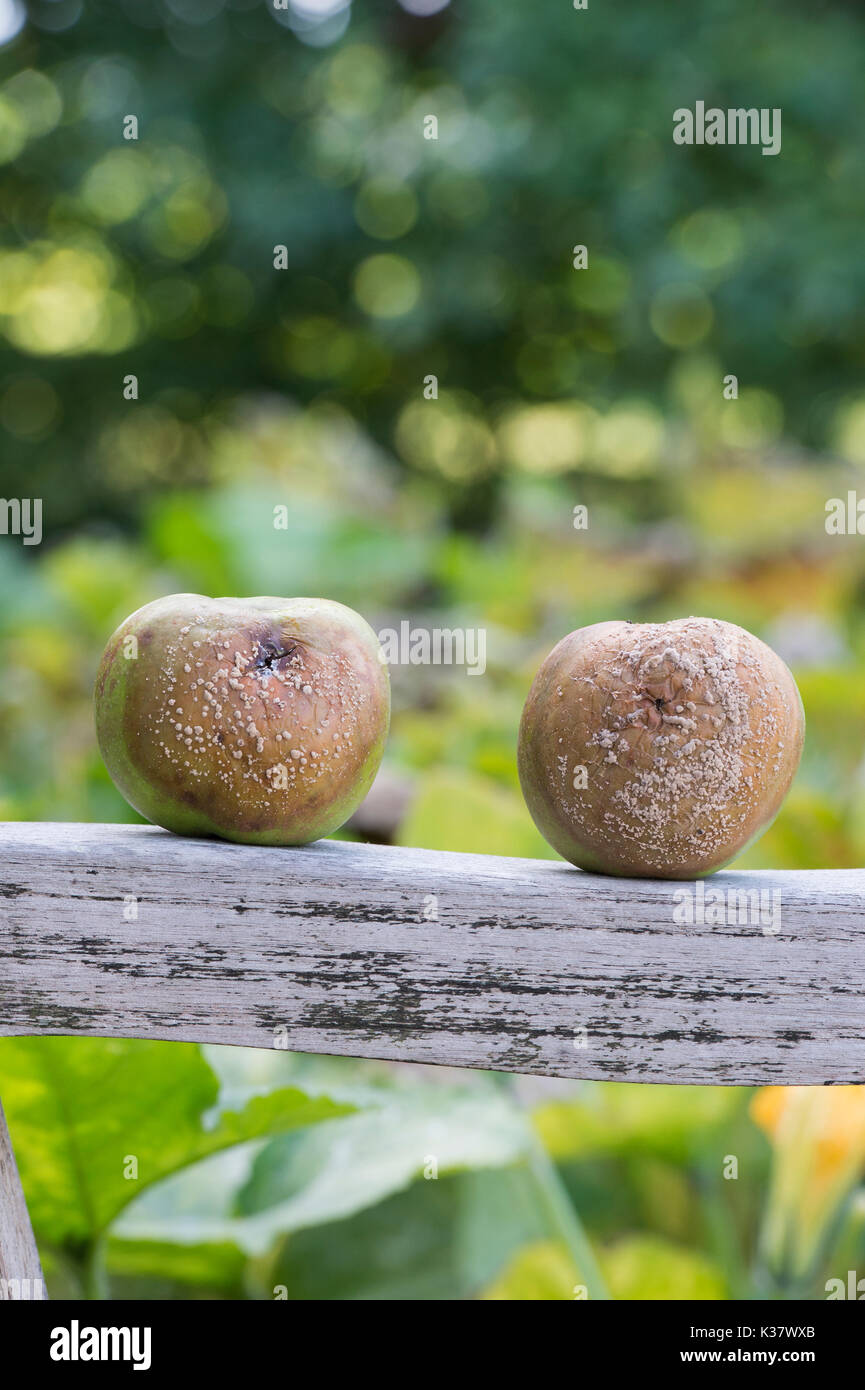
[
  {"left": 518, "top": 617, "right": 805, "bottom": 879},
  {"left": 95, "top": 594, "right": 390, "bottom": 845}
]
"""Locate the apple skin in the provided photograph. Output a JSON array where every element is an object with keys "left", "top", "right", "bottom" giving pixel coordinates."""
[
  {"left": 517, "top": 617, "right": 805, "bottom": 880},
  {"left": 95, "top": 594, "right": 390, "bottom": 846}
]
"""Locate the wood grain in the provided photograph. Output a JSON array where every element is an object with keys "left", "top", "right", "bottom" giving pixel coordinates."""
[
  {"left": 0, "top": 1099, "right": 46, "bottom": 1300},
  {"left": 0, "top": 822, "right": 863, "bottom": 1086}
]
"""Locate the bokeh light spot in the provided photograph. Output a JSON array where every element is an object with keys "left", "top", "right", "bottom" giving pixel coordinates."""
[
  {"left": 650, "top": 283, "right": 714, "bottom": 349},
  {"left": 674, "top": 209, "right": 743, "bottom": 271},
  {"left": 0, "top": 93, "right": 27, "bottom": 163},
  {"left": 0, "top": 0, "right": 25, "bottom": 47},
  {"left": 396, "top": 392, "right": 496, "bottom": 481},
  {"left": 354, "top": 254, "right": 420, "bottom": 317},
  {"left": 398, "top": 0, "right": 450, "bottom": 14},
  {"left": 569, "top": 257, "right": 631, "bottom": 315},
  {"left": 594, "top": 402, "right": 664, "bottom": 477},
  {"left": 499, "top": 403, "right": 596, "bottom": 475},
  {"left": 833, "top": 399, "right": 865, "bottom": 466},
  {"left": 0, "top": 375, "right": 60, "bottom": 439},
  {"left": 80, "top": 149, "right": 151, "bottom": 224},
  {"left": 354, "top": 177, "right": 418, "bottom": 240},
  {"left": 326, "top": 45, "right": 389, "bottom": 117},
  {"left": 2, "top": 69, "right": 62, "bottom": 139},
  {"left": 719, "top": 388, "right": 783, "bottom": 450}
]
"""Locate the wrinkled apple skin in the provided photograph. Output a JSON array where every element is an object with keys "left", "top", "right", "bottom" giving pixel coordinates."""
[
  {"left": 95, "top": 594, "right": 390, "bottom": 846},
  {"left": 518, "top": 617, "right": 805, "bottom": 879}
]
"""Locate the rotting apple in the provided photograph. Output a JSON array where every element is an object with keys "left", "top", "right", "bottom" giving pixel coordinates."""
[
  {"left": 517, "top": 617, "right": 805, "bottom": 879},
  {"left": 95, "top": 594, "right": 390, "bottom": 845}
]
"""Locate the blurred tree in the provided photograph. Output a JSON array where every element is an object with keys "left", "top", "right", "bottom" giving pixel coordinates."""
[{"left": 1, "top": 0, "right": 865, "bottom": 535}]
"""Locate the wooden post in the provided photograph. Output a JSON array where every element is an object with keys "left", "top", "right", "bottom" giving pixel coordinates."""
[{"left": 0, "top": 1099, "right": 46, "bottom": 1300}]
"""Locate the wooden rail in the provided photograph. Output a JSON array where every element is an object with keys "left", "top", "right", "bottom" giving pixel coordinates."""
[{"left": 1, "top": 822, "right": 863, "bottom": 1086}]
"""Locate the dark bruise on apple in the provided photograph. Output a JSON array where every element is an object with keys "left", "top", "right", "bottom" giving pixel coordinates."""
[
  {"left": 95, "top": 594, "right": 390, "bottom": 846},
  {"left": 518, "top": 617, "right": 806, "bottom": 880}
]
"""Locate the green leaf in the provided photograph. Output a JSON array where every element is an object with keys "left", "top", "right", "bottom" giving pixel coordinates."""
[
  {"left": 396, "top": 767, "right": 560, "bottom": 858},
  {"left": 268, "top": 1173, "right": 464, "bottom": 1301},
  {"left": 201, "top": 1043, "right": 408, "bottom": 1114},
  {"left": 453, "top": 1165, "right": 551, "bottom": 1292},
  {"left": 481, "top": 1234, "right": 728, "bottom": 1300},
  {"left": 148, "top": 487, "right": 434, "bottom": 610},
  {"left": 267, "top": 1165, "right": 552, "bottom": 1302},
  {"left": 238, "top": 1089, "right": 528, "bottom": 1228},
  {"left": 481, "top": 1240, "right": 578, "bottom": 1301},
  {"left": 535, "top": 1082, "right": 744, "bottom": 1163},
  {"left": 111, "top": 1086, "right": 528, "bottom": 1256},
  {"left": 601, "top": 1235, "right": 729, "bottom": 1300},
  {"left": 0, "top": 1037, "right": 353, "bottom": 1248},
  {"left": 105, "top": 1239, "right": 247, "bottom": 1300}
]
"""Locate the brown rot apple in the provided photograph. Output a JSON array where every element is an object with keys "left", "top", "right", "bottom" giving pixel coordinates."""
[
  {"left": 518, "top": 617, "right": 805, "bottom": 879},
  {"left": 95, "top": 594, "right": 390, "bottom": 845}
]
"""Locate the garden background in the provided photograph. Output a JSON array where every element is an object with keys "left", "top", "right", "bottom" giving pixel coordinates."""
[{"left": 2, "top": 0, "right": 865, "bottom": 1299}]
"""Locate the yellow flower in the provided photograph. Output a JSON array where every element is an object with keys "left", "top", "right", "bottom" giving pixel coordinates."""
[{"left": 752, "top": 1086, "right": 865, "bottom": 1281}]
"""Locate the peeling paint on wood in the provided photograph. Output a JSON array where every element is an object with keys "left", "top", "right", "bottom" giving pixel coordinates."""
[
  {"left": 0, "top": 1100, "right": 46, "bottom": 1300},
  {"left": 0, "top": 822, "right": 863, "bottom": 1085}
]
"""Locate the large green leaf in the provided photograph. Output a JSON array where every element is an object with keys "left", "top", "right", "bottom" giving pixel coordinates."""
[
  {"left": 0, "top": 1037, "right": 353, "bottom": 1248},
  {"left": 265, "top": 1164, "right": 550, "bottom": 1302},
  {"left": 237, "top": 1089, "right": 528, "bottom": 1229},
  {"left": 265, "top": 1174, "right": 465, "bottom": 1302},
  {"left": 111, "top": 1086, "right": 529, "bottom": 1255},
  {"left": 107, "top": 1163, "right": 557, "bottom": 1303}
]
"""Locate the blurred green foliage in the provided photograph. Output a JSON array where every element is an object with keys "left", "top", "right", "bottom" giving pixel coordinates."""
[{"left": 2, "top": 0, "right": 865, "bottom": 1300}]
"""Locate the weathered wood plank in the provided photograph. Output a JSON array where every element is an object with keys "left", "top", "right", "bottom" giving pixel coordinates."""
[
  {"left": 0, "top": 822, "right": 863, "bottom": 1085},
  {"left": 0, "top": 1099, "right": 47, "bottom": 1300}
]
